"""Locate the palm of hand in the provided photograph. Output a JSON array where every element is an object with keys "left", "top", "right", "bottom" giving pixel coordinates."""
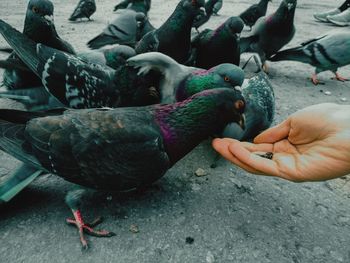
[{"left": 213, "top": 104, "right": 350, "bottom": 182}]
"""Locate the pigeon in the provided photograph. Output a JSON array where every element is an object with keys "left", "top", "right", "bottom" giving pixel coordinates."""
[
  {"left": 240, "top": 0, "right": 297, "bottom": 72},
  {"left": 69, "top": 0, "right": 97, "bottom": 22},
  {"left": 2, "top": 0, "right": 75, "bottom": 92},
  {"left": 127, "top": 52, "right": 245, "bottom": 103},
  {"left": 78, "top": 44, "right": 136, "bottom": 69},
  {"left": 0, "top": 88, "right": 245, "bottom": 248},
  {"left": 222, "top": 71, "right": 275, "bottom": 141},
  {"left": 191, "top": 16, "right": 244, "bottom": 69},
  {"left": 87, "top": 10, "right": 153, "bottom": 49},
  {"left": 193, "top": 0, "right": 223, "bottom": 30},
  {"left": 211, "top": 71, "right": 275, "bottom": 168},
  {"left": 0, "top": 19, "right": 159, "bottom": 109},
  {"left": 135, "top": 0, "right": 205, "bottom": 64},
  {"left": 239, "top": 0, "right": 271, "bottom": 30},
  {"left": 269, "top": 30, "right": 350, "bottom": 85},
  {"left": 0, "top": 45, "right": 136, "bottom": 110},
  {"left": 113, "top": 0, "right": 151, "bottom": 15}
]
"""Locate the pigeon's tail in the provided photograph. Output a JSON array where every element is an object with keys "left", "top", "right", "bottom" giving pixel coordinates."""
[
  {"left": 0, "top": 20, "right": 40, "bottom": 76},
  {"left": 0, "top": 59, "right": 31, "bottom": 72},
  {"left": 69, "top": 13, "right": 80, "bottom": 22},
  {"left": 69, "top": 6, "right": 84, "bottom": 22},
  {"left": 269, "top": 47, "right": 310, "bottom": 64},
  {"left": 240, "top": 35, "right": 259, "bottom": 53},
  {"left": 0, "top": 87, "right": 52, "bottom": 107},
  {"left": 0, "top": 109, "right": 46, "bottom": 170},
  {"left": 0, "top": 164, "right": 43, "bottom": 203},
  {"left": 0, "top": 47, "right": 13, "bottom": 53}
]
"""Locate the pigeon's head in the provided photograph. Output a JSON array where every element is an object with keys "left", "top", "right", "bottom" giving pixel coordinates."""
[
  {"left": 135, "top": 12, "right": 148, "bottom": 29},
  {"left": 181, "top": 0, "right": 206, "bottom": 15},
  {"left": 275, "top": 0, "right": 296, "bottom": 20},
  {"left": 106, "top": 45, "right": 137, "bottom": 65},
  {"left": 211, "top": 64, "right": 245, "bottom": 91},
  {"left": 177, "top": 64, "right": 245, "bottom": 102},
  {"left": 281, "top": 0, "right": 297, "bottom": 11},
  {"left": 226, "top": 17, "right": 244, "bottom": 36},
  {"left": 26, "top": 0, "right": 54, "bottom": 26},
  {"left": 192, "top": 88, "right": 246, "bottom": 130}
]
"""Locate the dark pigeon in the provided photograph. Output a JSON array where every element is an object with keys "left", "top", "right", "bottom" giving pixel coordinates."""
[
  {"left": 113, "top": 0, "right": 151, "bottom": 15},
  {"left": 0, "top": 88, "right": 245, "bottom": 249},
  {"left": 2, "top": 0, "right": 75, "bottom": 91},
  {"left": 79, "top": 44, "right": 136, "bottom": 69},
  {"left": 191, "top": 16, "right": 244, "bottom": 69},
  {"left": 135, "top": 0, "right": 205, "bottom": 64},
  {"left": 222, "top": 72, "right": 275, "bottom": 141},
  {"left": 193, "top": 0, "right": 223, "bottom": 30},
  {"left": 0, "top": 19, "right": 159, "bottom": 109},
  {"left": 87, "top": 10, "right": 154, "bottom": 49},
  {"left": 269, "top": 30, "right": 350, "bottom": 85},
  {"left": 0, "top": 45, "right": 137, "bottom": 110},
  {"left": 239, "top": 0, "right": 271, "bottom": 30},
  {"left": 240, "top": 0, "right": 297, "bottom": 72},
  {"left": 211, "top": 71, "right": 275, "bottom": 168},
  {"left": 69, "top": 0, "right": 97, "bottom": 22},
  {"left": 127, "top": 52, "right": 245, "bottom": 103}
]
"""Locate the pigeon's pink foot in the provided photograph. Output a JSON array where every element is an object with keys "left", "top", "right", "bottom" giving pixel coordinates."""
[
  {"left": 311, "top": 74, "right": 324, "bottom": 85},
  {"left": 262, "top": 63, "right": 269, "bottom": 74},
  {"left": 332, "top": 73, "right": 348, "bottom": 82},
  {"left": 66, "top": 210, "right": 115, "bottom": 250}
]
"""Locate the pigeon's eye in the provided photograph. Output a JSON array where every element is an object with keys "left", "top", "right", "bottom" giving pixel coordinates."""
[
  {"left": 224, "top": 76, "right": 230, "bottom": 82},
  {"left": 32, "top": 6, "right": 40, "bottom": 13}
]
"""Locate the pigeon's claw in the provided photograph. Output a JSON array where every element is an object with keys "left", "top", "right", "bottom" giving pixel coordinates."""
[
  {"left": 66, "top": 210, "right": 116, "bottom": 250},
  {"left": 332, "top": 72, "right": 349, "bottom": 82},
  {"left": 262, "top": 63, "right": 269, "bottom": 74},
  {"left": 311, "top": 73, "right": 324, "bottom": 85}
]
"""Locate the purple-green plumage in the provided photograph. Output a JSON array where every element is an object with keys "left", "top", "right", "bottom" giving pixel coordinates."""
[
  {"left": 0, "top": 88, "right": 245, "bottom": 191},
  {"left": 191, "top": 16, "right": 244, "bottom": 69}
]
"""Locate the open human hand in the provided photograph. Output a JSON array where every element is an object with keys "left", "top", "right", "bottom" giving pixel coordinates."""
[{"left": 213, "top": 103, "right": 350, "bottom": 182}]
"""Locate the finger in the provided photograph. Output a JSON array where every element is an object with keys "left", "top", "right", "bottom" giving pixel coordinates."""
[
  {"left": 239, "top": 141, "right": 274, "bottom": 153},
  {"left": 254, "top": 119, "right": 291, "bottom": 144},
  {"left": 212, "top": 139, "right": 262, "bottom": 174},
  {"left": 228, "top": 141, "right": 281, "bottom": 177}
]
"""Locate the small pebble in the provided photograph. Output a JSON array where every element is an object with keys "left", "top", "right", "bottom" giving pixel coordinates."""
[
  {"left": 185, "top": 237, "right": 194, "bottom": 244},
  {"left": 129, "top": 224, "right": 139, "bottom": 233},
  {"left": 324, "top": 91, "right": 331, "bottom": 95},
  {"left": 340, "top": 97, "right": 347, "bottom": 102},
  {"left": 195, "top": 168, "right": 207, "bottom": 177}
]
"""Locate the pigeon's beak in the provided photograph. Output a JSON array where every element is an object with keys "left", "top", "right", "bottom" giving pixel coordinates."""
[
  {"left": 44, "top": 15, "right": 54, "bottom": 24},
  {"left": 234, "top": 99, "right": 245, "bottom": 130},
  {"left": 239, "top": 114, "right": 246, "bottom": 130},
  {"left": 199, "top": 7, "right": 206, "bottom": 17},
  {"left": 234, "top": 86, "right": 242, "bottom": 92}
]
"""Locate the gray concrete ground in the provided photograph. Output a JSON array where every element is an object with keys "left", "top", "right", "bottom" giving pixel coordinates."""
[{"left": 0, "top": 0, "right": 350, "bottom": 262}]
